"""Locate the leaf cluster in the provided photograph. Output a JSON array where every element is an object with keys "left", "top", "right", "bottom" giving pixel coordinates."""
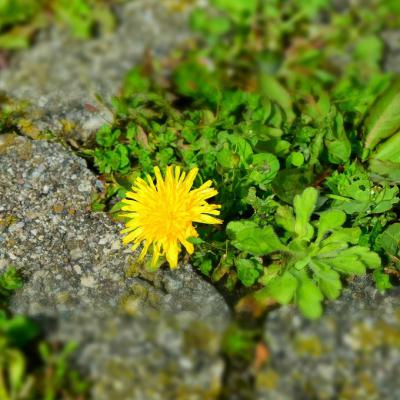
[
  {"left": 84, "top": 0, "right": 400, "bottom": 318},
  {"left": 228, "top": 188, "right": 381, "bottom": 319},
  {"left": 0, "top": 267, "right": 89, "bottom": 399},
  {"left": 0, "top": 0, "right": 116, "bottom": 49}
]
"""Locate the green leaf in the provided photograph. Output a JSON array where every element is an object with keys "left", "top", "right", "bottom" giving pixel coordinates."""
[
  {"left": 327, "top": 255, "right": 366, "bottom": 275},
  {"left": 259, "top": 75, "right": 295, "bottom": 123},
  {"left": 227, "top": 220, "right": 285, "bottom": 256},
  {"left": 369, "top": 159, "right": 400, "bottom": 184},
  {"left": 364, "top": 78, "right": 400, "bottom": 150},
  {"left": 212, "top": 0, "right": 257, "bottom": 18},
  {"left": 354, "top": 35, "right": 383, "bottom": 65},
  {"left": 316, "top": 209, "right": 346, "bottom": 242},
  {"left": 1, "top": 315, "right": 39, "bottom": 347},
  {"left": 275, "top": 205, "right": 296, "bottom": 233},
  {"left": 297, "top": 276, "right": 324, "bottom": 319},
  {"left": 287, "top": 151, "right": 304, "bottom": 167},
  {"left": 199, "top": 259, "right": 213, "bottom": 277},
  {"left": 190, "top": 9, "right": 231, "bottom": 36},
  {"left": 325, "top": 137, "right": 351, "bottom": 164},
  {"left": 373, "top": 130, "right": 400, "bottom": 163},
  {"left": 8, "top": 349, "right": 26, "bottom": 394},
  {"left": 373, "top": 270, "right": 392, "bottom": 292},
  {"left": 265, "top": 272, "right": 298, "bottom": 304},
  {"left": 320, "top": 227, "right": 361, "bottom": 246},
  {"left": 0, "top": 267, "right": 22, "bottom": 293},
  {"left": 293, "top": 187, "right": 318, "bottom": 239},
  {"left": 348, "top": 246, "right": 381, "bottom": 269},
  {"left": 122, "top": 68, "right": 151, "bottom": 95},
  {"left": 228, "top": 135, "right": 253, "bottom": 166},
  {"left": 217, "top": 145, "right": 235, "bottom": 169},
  {"left": 272, "top": 168, "right": 314, "bottom": 204},
  {"left": 376, "top": 223, "right": 400, "bottom": 257},
  {"left": 247, "top": 152, "right": 279, "bottom": 187},
  {"left": 236, "top": 258, "right": 263, "bottom": 287},
  {"left": 327, "top": 246, "right": 381, "bottom": 274},
  {"left": 311, "top": 260, "right": 342, "bottom": 300}
]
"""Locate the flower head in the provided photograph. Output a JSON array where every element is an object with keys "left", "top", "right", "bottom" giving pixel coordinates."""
[{"left": 120, "top": 166, "right": 222, "bottom": 268}]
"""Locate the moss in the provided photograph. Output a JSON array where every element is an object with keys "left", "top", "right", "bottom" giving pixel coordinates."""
[
  {"left": 184, "top": 321, "right": 220, "bottom": 354},
  {"left": 256, "top": 368, "right": 280, "bottom": 390},
  {"left": 56, "top": 291, "right": 71, "bottom": 304},
  {"left": 60, "top": 119, "right": 76, "bottom": 135},
  {"left": 294, "top": 335, "right": 326, "bottom": 357},
  {"left": 0, "top": 133, "right": 17, "bottom": 153},
  {"left": 15, "top": 139, "right": 33, "bottom": 160},
  {"left": 349, "top": 319, "right": 400, "bottom": 352},
  {"left": 53, "top": 203, "right": 65, "bottom": 213},
  {"left": 18, "top": 118, "right": 42, "bottom": 139},
  {"left": 339, "top": 373, "right": 379, "bottom": 400},
  {"left": 0, "top": 213, "right": 18, "bottom": 228},
  {"left": 120, "top": 295, "right": 142, "bottom": 316}
]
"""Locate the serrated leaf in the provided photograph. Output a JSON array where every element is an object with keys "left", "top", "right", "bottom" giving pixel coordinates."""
[
  {"left": 364, "top": 78, "right": 400, "bottom": 150},
  {"left": 320, "top": 227, "right": 361, "bottom": 246},
  {"left": 293, "top": 187, "right": 318, "bottom": 239},
  {"left": 342, "top": 246, "right": 381, "bottom": 269},
  {"left": 327, "top": 246, "right": 380, "bottom": 274},
  {"left": 327, "top": 255, "right": 366, "bottom": 275}
]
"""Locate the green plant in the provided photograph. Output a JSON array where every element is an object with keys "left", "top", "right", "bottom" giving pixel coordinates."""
[
  {"left": 228, "top": 188, "right": 381, "bottom": 319},
  {"left": 81, "top": 0, "right": 400, "bottom": 319},
  {"left": 0, "top": 267, "right": 89, "bottom": 399},
  {"left": 0, "top": 0, "right": 116, "bottom": 49}
]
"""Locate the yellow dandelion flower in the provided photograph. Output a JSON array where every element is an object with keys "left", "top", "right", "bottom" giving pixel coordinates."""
[{"left": 120, "top": 165, "right": 222, "bottom": 269}]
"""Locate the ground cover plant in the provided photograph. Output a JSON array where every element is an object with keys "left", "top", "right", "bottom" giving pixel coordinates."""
[
  {"left": 85, "top": 0, "right": 400, "bottom": 320},
  {"left": 0, "top": 267, "right": 89, "bottom": 399},
  {"left": 0, "top": 0, "right": 400, "bottom": 398},
  {"left": 0, "top": 0, "right": 117, "bottom": 49}
]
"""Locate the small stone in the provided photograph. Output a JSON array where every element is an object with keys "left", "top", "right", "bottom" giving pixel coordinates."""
[
  {"left": 73, "top": 265, "right": 82, "bottom": 274},
  {"left": 111, "top": 240, "right": 121, "bottom": 250},
  {"left": 8, "top": 222, "right": 25, "bottom": 232},
  {"left": 81, "top": 275, "right": 96, "bottom": 288},
  {"left": 70, "top": 248, "right": 83, "bottom": 260},
  {"left": 78, "top": 181, "right": 92, "bottom": 193}
]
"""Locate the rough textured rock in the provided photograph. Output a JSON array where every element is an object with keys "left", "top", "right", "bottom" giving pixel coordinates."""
[
  {"left": 382, "top": 30, "right": 400, "bottom": 73},
  {"left": 0, "top": 0, "right": 193, "bottom": 142},
  {"left": 256, "top": 277, "right": 400, "bottom": 400},
  {"left": 0, "top": 135, "right": 230, "bottom": 399}
]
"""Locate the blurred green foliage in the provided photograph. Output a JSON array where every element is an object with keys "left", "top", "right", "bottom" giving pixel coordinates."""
[
  {"left": 0, "top": 267, "right": 89, "bottom": 399},
  {"left": 85, "top": 0, "right": 400, "bottom": 318},
  {"left": 0, "top": 0, "right": 116, "bottom": 49}
]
